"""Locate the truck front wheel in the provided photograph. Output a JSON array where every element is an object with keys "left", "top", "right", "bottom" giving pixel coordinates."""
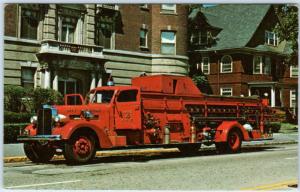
[
  {"left": 24, "top": 142, "right": 55, "bottom": 163},
  {"left": 64, "top": 133, "right": 96, "bottom": 164},
  {"left": 216, "top": 129, "right": 242, "bottom": 154}
]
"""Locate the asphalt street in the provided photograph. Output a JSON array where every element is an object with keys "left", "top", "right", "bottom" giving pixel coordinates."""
[{"left": 3, "top": 144, "right": 298, "bottom": 190}]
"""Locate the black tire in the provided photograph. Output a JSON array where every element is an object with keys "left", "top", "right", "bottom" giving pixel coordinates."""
[
  {"left": 24, "top": 142, "right": 55, "bottom": 163},
  {"left": 64, "top": 133, "right": 96, "bottom": 164},
  {"left": 178, "top": 144, "right": 201, "bottom": 155},
  {"left": 216, "top": 129, "right": 242, "bottom": 154}
]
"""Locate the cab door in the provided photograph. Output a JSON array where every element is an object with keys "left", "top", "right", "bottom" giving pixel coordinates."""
[{"left": 114, "top": 89, "right": 141, "bottom": 130}]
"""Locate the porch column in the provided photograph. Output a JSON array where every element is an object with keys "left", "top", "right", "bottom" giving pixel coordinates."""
[
  {"left": 271, "top": 86, "right": 275, "bottom": 107},
  {"left": 97, "top": 73, "right": 102, "bottom": 87},
  {"left": 90, "top": 73, "right": 96, "bottom": 90},
  {"left": 44, "top": 69, "right": 51, "bottom": 89},
  {"left": 52, "top": 70, "right": 58, "bottom": 91}
]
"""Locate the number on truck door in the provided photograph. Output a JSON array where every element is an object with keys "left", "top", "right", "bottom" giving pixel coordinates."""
[{"left": 115, "top": 89, "right": 141, "bottom": 130}]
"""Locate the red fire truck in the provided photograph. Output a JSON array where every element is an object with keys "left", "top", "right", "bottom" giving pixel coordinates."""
[{"left": 18, "top": 75, "right": 275, "bottom": 164}]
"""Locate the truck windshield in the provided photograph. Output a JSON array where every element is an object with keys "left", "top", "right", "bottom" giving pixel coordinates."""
[{"left": 89, "top": 90, "right": 115, "bottom": 104}]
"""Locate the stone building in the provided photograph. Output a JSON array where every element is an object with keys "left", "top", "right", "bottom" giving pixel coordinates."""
[
  {"left": 4, "top": 4, "right": 189, "bottom": 96},
  {"left": 188, "top": 4, "right": 298, "bottom": 110}
]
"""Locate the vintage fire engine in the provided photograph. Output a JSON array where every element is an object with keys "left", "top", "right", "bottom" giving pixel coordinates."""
[{"left": 18, "top": 75, "right": 276, "bottom": 163}]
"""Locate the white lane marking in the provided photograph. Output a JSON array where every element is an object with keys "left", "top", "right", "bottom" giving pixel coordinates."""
[
  {"left": 285, "top": 156, "right": 298, "bottom": 160},
  {"left": 6, "top": 180, "right": 81, "bottom": 189}
]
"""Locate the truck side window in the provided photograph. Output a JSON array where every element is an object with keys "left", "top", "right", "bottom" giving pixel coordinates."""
[
  {"left": 91, "top": 90, "right": 114, "bottom": 104},
  {"left": 117, "top": 90, "right": 138, "bottom": 102}
]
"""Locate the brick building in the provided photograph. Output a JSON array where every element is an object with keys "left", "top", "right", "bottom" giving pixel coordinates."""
[
  {"left": 188, "top": 4, "right": 298, "bottom": 110},
  {"left": 4, "top": 4, "right": 189, "bottom": 96}
]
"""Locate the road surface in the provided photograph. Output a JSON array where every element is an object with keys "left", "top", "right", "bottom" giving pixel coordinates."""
[{"left": 3, "top": 144, "right": 298, "bottom": 190}]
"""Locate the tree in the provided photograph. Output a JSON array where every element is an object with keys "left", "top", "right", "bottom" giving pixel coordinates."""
[{"left": 274, "top": 5, "right": 298, "bottom": 63}]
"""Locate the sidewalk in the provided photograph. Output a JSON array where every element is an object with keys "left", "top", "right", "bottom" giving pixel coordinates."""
[{"left": 3, "top": 133, "right": 298, "bottom": 163}]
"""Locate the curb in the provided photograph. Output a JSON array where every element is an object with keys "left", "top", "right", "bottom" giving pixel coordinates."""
[{"left": 4, "top": 141, "right": 298, "bottom": 163}]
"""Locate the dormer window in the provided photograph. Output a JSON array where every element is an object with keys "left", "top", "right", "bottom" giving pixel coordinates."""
[
  {"left": 265, "top": 31, "right": 278, "bottom": 46},
  {"left": 191, "top": 30, "right": 209, "bottom": 45}
]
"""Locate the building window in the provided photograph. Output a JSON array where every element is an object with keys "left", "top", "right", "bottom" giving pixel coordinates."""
[
  {"left": 20, "top": 8, "right": 39, "bottom": 40},
  {"left": 290, "top": 89, "right": 297, "bottom": 108},
  {"left": 21, "top": 67, "right": 35, "bottom": 88},
  {"left": 220, "top": 87, "right": 233, "bottom": 96},
  {"left": 253, "top": 55, "right": 262, "bottom": 74},
  {"left": 140, "top": 4, "right": 148, "bottom": 9},
  {"left": 95, "top": 20, "right": 114, "bottom": 49},
  {"left": 161, "top": 31, "right": 176, "bottom": 55},
  {"left": 140, "top": 28, "right": 148, "bottom": 48},
  {"left": 264, "top": 56, "right": 271, "bottom": 74},
  {"left": 290, "top": 65, "right": 298, "bottom": 78},
  {"left": 265, "top": 31, "right": 278, "bottom": 46},
  {"left": 201, "top": 57, "right": 210, "bottom": 74},
  {"left": 253, "top": 56, "right": 271, "bottom": 75},
  {"left": 61, "top": 16, "right": 77, "bottom": 43},
  {"left": 191, "top": 31, "right": 208, "bottom": 45},
  {"left": 161, "top": 4, "right": 176, "bottom": 14},
  {"left": 221, "top": 55, "right": 232, "bottom": 73}
]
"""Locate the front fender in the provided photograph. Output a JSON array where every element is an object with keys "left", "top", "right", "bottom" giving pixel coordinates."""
[
  {"left": 52, "top": 121, "right": 113, "bottom": 148},
  {"left": 214, "top": 121, "right": 250, "bottom": 142}
]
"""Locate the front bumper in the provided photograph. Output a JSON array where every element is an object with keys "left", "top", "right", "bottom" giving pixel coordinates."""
[{"left": 17, "top": 135, "right": 62, "bottom": 141}]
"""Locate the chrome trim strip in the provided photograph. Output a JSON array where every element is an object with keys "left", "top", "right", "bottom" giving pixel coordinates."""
[{"left": 17, "top": 135, "right": 61, "bottom": 141}]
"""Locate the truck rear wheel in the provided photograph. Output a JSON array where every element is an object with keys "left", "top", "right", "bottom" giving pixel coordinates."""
[
  {"left": 64, "top": 133, "right": 96, "bottom": 164},
  {"left": 216, "top": 129, "right": 242, "bottom": 154},
  {"left": 24, "top": 142, "right": 55, "bottom": 163}
]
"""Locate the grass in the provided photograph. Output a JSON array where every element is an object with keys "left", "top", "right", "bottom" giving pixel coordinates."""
[{"left": 279, "top": 122, "right": 298, "bottom": 134}]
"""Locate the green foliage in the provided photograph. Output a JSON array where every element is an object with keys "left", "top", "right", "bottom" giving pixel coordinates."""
[
  {"left": 4, "top": 111, "right": 34, "bottom": 124},
  {"left": 29, "top": 88, "right": 64, "bottom": 111},
  {"left": 4, "top": 85, "right": 31, "bottom": 112},
  {"left": 192, "top": 74, "right": 211, "bottom": 93},
  {"left": 4, "top": 123, "right": 28, "bottom": 144},
  {"left": 266, "top": 122, "right": 281, "bottom": 133},
  {"left": 274, "top": 5, "right": 298, "bottom": 62}
]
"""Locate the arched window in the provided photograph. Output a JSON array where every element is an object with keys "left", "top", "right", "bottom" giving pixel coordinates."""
[{"left": 221, "top": 55, "right": 233, "bottom": 73}]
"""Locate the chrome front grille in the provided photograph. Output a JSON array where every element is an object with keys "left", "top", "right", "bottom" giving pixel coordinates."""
[{"left": 37, "top": 108, "right": 52, "bottom": 135}]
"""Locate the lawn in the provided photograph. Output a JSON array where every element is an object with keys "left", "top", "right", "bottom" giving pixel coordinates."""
[{"left": 279, "top": 123, "right": 298, "bottom": 134}]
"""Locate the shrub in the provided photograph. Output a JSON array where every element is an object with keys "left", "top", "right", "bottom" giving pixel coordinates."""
[
  {"left": 4, "top": 123, "right": 28, "bottom": 144},
  {"left": 4, "top": 111, "right": 33, "bottom": 124},
  {"left": 30, "top": 88, "right": 64, "bottom": 111},
  {"left": 192, "top": 74, "right": 211, "bottom": 94},
  {"left": 4, "top": 85, "right": 31, "bottom": 112},
  {"left": 267, "top": 122, "right": 281, "bottom": 133}
]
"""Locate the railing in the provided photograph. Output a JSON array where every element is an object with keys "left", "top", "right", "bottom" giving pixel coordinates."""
[
  {"left": 97, "top": 4, "right": 119, "bottom": 11},
  {"left": 40, "top": 40, "right": 103, "bottom": 58}
]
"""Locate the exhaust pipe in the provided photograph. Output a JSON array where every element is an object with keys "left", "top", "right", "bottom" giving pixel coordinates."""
[
  {"left": 164, "top": 125, "right": 170, "bottom": 144},
  {"left": 191, "top": 124, "right": 196, "bottom": 143}
]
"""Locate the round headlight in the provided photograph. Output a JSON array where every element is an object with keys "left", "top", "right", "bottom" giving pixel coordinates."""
[
  {"left": 54, "top": 114, "right": 67, "bottom": 123},
  {"left": 30, "top": 116, "right": 37, "bottom": 124},
  {"left": 54, "top": 115, "right": 60, "bottom": 123}
]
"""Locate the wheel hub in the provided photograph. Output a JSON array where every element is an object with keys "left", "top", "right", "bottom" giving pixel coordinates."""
[{"left": 74, "top": 137, "right": 91, "bottom": 156}]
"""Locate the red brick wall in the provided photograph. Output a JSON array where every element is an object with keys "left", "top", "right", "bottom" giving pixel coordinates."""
[
  {"left": 5, "top": 4, "right": 18, "bottom": 37},
  {"left": 150, "top": 4, "right": 188, "bottom": 55},
  {"left": 115, "top": 4, "right": 188, "bottom": 55},
  {"left": 115, "top": 5, "right": 151, "bottom": 52}
]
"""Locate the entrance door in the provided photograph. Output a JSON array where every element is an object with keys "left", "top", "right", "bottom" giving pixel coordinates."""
[
  {"left": 114, "top": 89, "right": 141, "bottom": 130},
  {"left": 58, "top": 77, "right": 80, "bottom": 95}
]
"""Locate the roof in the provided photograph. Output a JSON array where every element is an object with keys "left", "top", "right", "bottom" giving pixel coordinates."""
[{"left": 189, "top": 4, "right": 290, "bottom": 54}]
